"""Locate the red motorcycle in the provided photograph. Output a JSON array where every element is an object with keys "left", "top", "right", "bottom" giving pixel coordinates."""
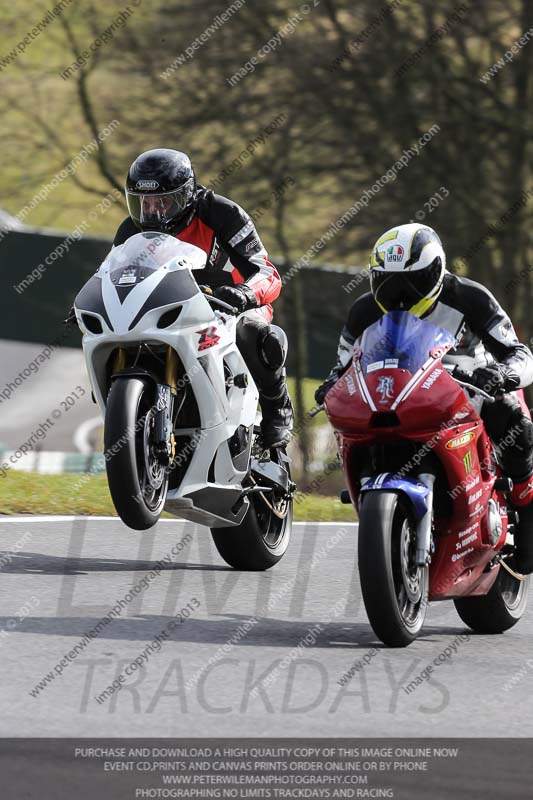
[{"left": 322, "top": 310, "right": 530, "bottom": 647}]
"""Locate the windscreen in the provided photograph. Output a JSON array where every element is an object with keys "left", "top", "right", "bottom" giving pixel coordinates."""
[
  {"left": 359, "top": 310, "right": 455, "bottom": 374},
  {"left": 101, "top": 232, "right": 205, "bottom": 287}
]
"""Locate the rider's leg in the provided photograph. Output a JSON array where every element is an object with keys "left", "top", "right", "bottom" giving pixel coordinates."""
[
  {"left": 236, "top": 310, "right": 294, "bottom": 448},
  {"left": 482, "top": 393, "right": 533, "bottom": 573}
]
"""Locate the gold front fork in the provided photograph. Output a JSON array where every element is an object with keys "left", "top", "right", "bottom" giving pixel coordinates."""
[
  {"left": 166, "top": 346, "right": 178, "bottom": 463},
  {"left": 165, "top": 345, "right": 179, "bottom": 395},
  {"left": 113, "top": 347, "right": 126, "bottom": 372}
]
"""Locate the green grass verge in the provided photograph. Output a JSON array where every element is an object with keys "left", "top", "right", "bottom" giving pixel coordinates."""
[{"left": 0, "top": 471, "right": 355, "bottom": 522}]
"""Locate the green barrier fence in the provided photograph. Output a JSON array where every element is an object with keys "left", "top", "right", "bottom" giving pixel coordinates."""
[{"left": 0, "top": 229, "right": 367, "bottom": 379}]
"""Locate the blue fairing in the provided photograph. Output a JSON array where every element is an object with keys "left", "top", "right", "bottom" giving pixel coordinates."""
[
  {"left": 360, "top": 473, "right": 431, "bottom": 519},
  {"left": 359, "top": 310, "right": 455, "bottom": 374}
]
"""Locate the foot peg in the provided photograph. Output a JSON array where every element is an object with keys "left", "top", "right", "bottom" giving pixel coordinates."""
[
  {"left": 234, "top": 373, "right": 248, "bottom": 388},
  {"left": 340, "top": 490, "right": 351, "bottom": 504}
]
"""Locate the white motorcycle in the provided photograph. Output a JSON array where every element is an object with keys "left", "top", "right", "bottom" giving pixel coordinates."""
[{"left": 74, "top": 232, "right": 294, "bottom": 570}]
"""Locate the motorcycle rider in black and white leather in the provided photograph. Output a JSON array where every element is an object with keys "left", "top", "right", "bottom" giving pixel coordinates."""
[{"left": 315, "top": 223, "right": 533, "bottom": 574}]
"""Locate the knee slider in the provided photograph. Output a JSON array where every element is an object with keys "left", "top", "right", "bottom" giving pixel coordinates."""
[{"left": 259, "top": 327, "right": 287, "bottom": 369}]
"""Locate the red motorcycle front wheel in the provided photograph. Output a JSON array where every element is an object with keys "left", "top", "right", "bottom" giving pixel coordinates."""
[{"left": 358, "top": 490, "right": 428, "bottom": 647}]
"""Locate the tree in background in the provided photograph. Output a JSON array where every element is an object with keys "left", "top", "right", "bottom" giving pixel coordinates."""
[{"left": 0, "top": 0, "right": 531, "bottom": 472}]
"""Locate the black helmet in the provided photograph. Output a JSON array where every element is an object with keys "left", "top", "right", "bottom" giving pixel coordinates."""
[{"left": 125, "top": 149, "right": 197, "bottom": 232}]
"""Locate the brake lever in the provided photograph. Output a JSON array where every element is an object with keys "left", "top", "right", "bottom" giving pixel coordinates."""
[
  {"left": 212, "top": 298, "right": 239, "bottom": 315},
  {"left": 309, "top": 405, "right": 325, "bottom": 417},
  {"left": 453, "top": 378, "right": 496, "bottom": 403},
  {"left": 201, "top": 290, "right": 239, "bottom": 316},
  {"left": 444, "top": 366, "right": 496, "bottom": 403}
]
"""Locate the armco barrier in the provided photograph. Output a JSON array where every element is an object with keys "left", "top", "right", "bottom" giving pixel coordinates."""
[{"left": 0, "top": 229, "right": 367, "bottom": 379}]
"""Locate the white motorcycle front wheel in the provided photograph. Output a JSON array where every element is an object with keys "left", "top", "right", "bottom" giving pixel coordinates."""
[{"left": 104, "top": 377, "right": 169, "bottom": 530}]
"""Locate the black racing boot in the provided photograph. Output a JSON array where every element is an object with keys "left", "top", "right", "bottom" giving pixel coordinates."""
[
  {"left": 512, "top": 501, "right": 533, "bottom": 575},
  {"left": 259, "top": 383, "right": 294, "bottom": 449}
]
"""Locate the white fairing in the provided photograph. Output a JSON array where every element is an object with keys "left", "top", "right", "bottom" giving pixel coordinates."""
[{"left": 75, "top": 233, "right": 259, "bottom": 527}]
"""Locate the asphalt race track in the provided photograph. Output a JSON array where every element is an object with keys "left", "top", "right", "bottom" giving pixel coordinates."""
[{"left": 1, "top": 517, "right": 532, "bottom": 737}]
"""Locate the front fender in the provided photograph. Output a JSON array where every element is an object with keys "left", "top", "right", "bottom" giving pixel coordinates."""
[{"left": 360, "top": 473, "right": 431, "bottom": 520}]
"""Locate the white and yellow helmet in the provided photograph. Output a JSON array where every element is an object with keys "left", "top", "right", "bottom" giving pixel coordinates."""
[{"left": 369, "top": 223, "right": 446, "bottom": 317}]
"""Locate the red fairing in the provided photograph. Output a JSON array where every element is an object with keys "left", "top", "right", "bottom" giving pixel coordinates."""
[{"left": 325, "top": 350, "right": 510, "bottom": 602}]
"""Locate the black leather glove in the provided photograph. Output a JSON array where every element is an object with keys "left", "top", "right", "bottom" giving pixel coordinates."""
[
  {"left": 471, "top": 363, "right": 520, "bottom": 397},
  {"left": 315, "top": 380, "right": 334, "bottom": 406},
  {"left": 213, "top": 284, "right": 257, "bottom": 313}
]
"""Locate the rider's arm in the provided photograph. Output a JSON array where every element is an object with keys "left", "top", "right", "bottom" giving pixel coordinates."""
[
  {"left": 212, "top": 194, "right": 281, "bottom": 306},
  {"left": 459, "top": 277, "right": 533, "bottom": 388},
  {"left": 322, "top": 326, "right": 358, "bottom": 387}
]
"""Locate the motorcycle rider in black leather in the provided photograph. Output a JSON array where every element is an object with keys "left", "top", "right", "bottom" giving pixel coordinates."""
[
  {"left": 113, "top": 148, "right": 293, "bottom": 449},
  {"left": 315, "top": 223, "right": 533, "bottom": 574}
]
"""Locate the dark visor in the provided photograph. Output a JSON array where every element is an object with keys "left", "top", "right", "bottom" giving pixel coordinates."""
[
  {"left": 126, "top": 178, "right": 195, "bottom": 229},
  {"left": 370, "top": 260, "right": 442, "bottom": 312}
]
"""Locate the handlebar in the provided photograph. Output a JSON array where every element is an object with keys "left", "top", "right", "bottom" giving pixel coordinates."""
[
  {"left": 309, "top": 405, "right": 325, "bottom": 417},
  {"left": 199, "top": 286, "right": 239, "bottom": 316},
  {"left": 445, "top": 365, "right": 496, "bottom": 403},
  {"left": 208, "top": 296, "right": 240, "bottom": 316}
]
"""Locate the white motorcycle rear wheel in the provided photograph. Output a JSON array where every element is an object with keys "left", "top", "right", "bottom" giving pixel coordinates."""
[{"left": 210, "top": 449, "right": 292, "bottom": 570}]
